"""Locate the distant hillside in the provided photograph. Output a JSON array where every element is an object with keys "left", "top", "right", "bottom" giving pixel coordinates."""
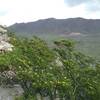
[{"left": 8, "top": 18, "right": 100, "bottom": 36}]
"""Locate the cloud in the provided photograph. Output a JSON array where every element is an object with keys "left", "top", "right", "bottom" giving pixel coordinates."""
[
  {"left": 0, "top": 0, "right": 68, "bottom": 25},
  {"left": 64, "top": 0, "right": 100, "bottom": 12},
  {"left": 86, "top": 1, "right": 100, "bottom": 12},
  {"left": 0, "top": 0, "right": 100, "bottom": 26},
  {"left": 64, "top": 0, "right": 88, "bottom": 6},
  {"left": 0, "top": 11, "right": 7, "bottom": 16}
]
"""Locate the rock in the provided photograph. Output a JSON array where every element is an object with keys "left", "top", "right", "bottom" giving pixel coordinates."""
[
  {"left": 0, "top": 25, "right": 14, "bottom": 52},
  {"left": 0, "top": 26, "right": 7, "bottom": 34}
]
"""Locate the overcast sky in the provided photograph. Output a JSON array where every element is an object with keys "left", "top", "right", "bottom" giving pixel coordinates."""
[{"left": 0, "top": 0, "right": 100, "bottom": 26}]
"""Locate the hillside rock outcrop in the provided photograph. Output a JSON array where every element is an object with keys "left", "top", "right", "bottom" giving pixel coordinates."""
[{"left": 0, "top": 26, "right": 13, "bottom": 52}]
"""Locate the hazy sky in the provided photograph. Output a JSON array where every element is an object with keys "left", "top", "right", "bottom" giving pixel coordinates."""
[{"left": 0, "top": 0, "right": 100, "bottom": 26}]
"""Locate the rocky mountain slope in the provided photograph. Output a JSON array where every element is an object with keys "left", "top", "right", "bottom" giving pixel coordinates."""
[{"left": 8, "top": 17, "right": 100, "bottom": 36}]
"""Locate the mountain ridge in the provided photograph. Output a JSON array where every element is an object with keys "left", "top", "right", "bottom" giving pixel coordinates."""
[{"left": 8, "top": 17, "right": 100, "bottom": 36}]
